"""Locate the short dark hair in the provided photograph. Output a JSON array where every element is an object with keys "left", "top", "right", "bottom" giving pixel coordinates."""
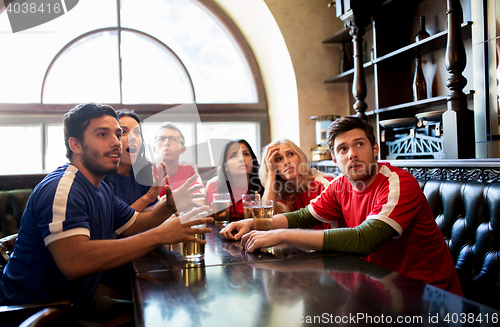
[
  {"left": 63, "top": 103, "right": 118, "bottom": 160},
  {"left": 327, "top": 116, "right": 376, "bottom": 156}
]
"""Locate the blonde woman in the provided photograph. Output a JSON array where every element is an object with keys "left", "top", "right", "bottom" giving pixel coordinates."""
[{"left": 259, "top": 139, "right": 341, "bottom": 229}]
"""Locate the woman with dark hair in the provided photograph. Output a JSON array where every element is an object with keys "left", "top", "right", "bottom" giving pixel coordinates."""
[
  {"left": 205, "top": 139, "right": 264, "bottom": 221},
  {"left": 104, "top": 109, "right": 162, "bottom": 212}
]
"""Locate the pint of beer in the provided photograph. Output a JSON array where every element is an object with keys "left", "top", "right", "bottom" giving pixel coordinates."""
[
  {"left": 242, "top": 193, "right": 261, "bottom": 219},
  {"left": 253, "top": 200, "right": 273, "bottom": 231},
  {"left": 212, "top": 193, "right": 231, "bottom": 226},
  {"left": 183, "top": 212, "right": 207, "bottom": 262},
  {"left": 183, "top": 225, "right": 206, "bottom": 262}
]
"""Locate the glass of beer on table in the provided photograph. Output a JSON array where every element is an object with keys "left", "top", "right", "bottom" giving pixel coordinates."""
[
  {"left": 212, "top": 193, "right": 231, "bottom": 226},
  {"left": 252, "top": 200, "right": 273, "bottom": 231},
  {"left": 183, "top": 211, "right": 208, "bottom": 262},
  {"left": 242, "top": 193, "right": 261, "bottom": 219}
]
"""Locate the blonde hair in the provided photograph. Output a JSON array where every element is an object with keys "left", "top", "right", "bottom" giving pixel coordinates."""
[{"left": 259, "top": 139, "right": 325, "bottom": 210}]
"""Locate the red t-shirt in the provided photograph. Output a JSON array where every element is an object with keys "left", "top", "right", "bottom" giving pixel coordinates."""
[
  {"left": 278, "top": 175, "right": 344, "bottom": 230},
  {"left": 157, "top": 162, "right": 205, "bottom": 197},
  {"left": 309, "top": 162, "right": 462, "bottom": 295},
  {"left": 205, "top": 177, "right": 249, "bottom": 221}
]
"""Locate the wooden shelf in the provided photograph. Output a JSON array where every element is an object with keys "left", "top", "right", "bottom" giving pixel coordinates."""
[
  {"left": 325, "top": 62, "right": 374, "bottom": 83},
  {"left": 324, "top": 22, "right": 471, "bottom": 84},
  {"left": 365, "top": 91, "right": 474, "bottom": 116},
  {"left": 375, "top": 22, "right": 472, "bottom": 63},
  {"left": 376, "top": 95, "right": 448, "bottom": 114},
  {"left": 325, "top": 0, "right": 482, "bottom": 160}
]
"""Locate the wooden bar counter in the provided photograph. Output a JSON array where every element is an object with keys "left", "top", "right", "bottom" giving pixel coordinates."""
[{"left": 132, "top": 224, "right": 500, "bottom": 326}]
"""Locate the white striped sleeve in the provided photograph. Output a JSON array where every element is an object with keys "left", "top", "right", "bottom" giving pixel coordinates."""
[
  {"left": 307, "top": 203, "right": 332, "bottom": 224},
  {"left": 114, "top": 211, "right": 138, "bottom": 237},
  {"left": 49, "top": 165, "right": 78, "bottom": 234},
  {"left": 367, "top": 165, "right": 403, "bottom": 237},
  {"left": 45, "top": 165, "right": 91, "bottom": 246},
  {"left": 44, "top": 228, "right": 90, "bottom": 246}
]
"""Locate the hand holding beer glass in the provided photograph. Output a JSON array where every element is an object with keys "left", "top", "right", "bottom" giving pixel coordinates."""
[
  {"left": 252, "top": 200, "right": 273, "bottom": 231},
  {"left": 183, "top": 211, "right": 208, "bottom": 262},
  {"left": 212, "top": 193, "right": 231, "bottom": 226}
]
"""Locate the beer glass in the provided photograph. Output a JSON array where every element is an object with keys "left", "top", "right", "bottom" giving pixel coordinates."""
[
  {"left": 242, "top": 193, "right": 261, "bottom": 219},
  {"left": 212, "top": 193, "right": 231, "bottom": 226},
  {"left": 252, "top": 200, "right": 273, "bottom": 231},
  {"left": 183, "top": 212, "right": 207, "bottom": 262}
]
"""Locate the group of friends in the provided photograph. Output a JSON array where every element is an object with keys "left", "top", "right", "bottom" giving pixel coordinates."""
[{"left": 0, "top": 102, "right": 462, "bottom": 325}]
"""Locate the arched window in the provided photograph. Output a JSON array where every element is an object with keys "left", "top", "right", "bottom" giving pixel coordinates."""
[
  {"left": 42, "top": 28, "right": 196, "bottom": 104},
  {"left": 0, "top": 0, "right": 268, "bottom": 174}
]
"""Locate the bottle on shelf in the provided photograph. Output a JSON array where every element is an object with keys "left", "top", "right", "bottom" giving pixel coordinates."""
[
  {"left": 339, "top": 41, "right": 350, "bottom": 73},
  {"left": 413, "top": 54, "right": 427, "bottom": 101},
  {"left": 415, "top": 16, "right": 430, "bottom": 42},
  {"left": 413, "top": 16, "right": 429, "bottom": 101}
]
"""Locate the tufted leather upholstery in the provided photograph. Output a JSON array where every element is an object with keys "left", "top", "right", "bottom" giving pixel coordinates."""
[
  {"left": 421, "top": 180, "right": 500, "bottom": 309},
  {"left": 0, "top": 189, "right": 32, "bottom": 239}
]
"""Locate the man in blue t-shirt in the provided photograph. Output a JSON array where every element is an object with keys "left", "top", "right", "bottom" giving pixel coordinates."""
[{"left": 0, "top": 103, "right": 212, "bottom": 323}]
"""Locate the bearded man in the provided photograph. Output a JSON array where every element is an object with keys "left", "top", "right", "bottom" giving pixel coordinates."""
[{"left": 221, "top": 116, "right": 462, "bottom": 296}]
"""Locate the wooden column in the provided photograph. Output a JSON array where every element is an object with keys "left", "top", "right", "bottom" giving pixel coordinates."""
[
  {"left": 443, "top": 0, "right": 475, "bottom": 158},
  {"left": 347, "top": 18, "right": 369, "bottom": 121},
  {"left": 335, "top": 0, "right": 381, "bottom": 122}
]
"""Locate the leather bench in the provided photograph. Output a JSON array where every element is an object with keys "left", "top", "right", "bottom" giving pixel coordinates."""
[{"left": 420, "top": 180, "right": 500, "bottom": 309}]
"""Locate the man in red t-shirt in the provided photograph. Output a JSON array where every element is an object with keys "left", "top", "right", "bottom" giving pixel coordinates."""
[
  {"left": 220, "top": 116, "right": 462, "bottom": 296},
  {"left": 153, "top": 122, "right": 205, "bottom": 205}
]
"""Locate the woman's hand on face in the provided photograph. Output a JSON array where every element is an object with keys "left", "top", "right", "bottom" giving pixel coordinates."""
[{"left": 264, "top": 145, "right": 280, "bottom": 176}]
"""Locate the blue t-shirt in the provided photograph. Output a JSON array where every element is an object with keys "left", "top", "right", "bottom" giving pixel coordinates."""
[
  {"left": 0, "top": 164, "right": 136, "bottom": 307},
  {"left": 104, "top": 166, "right": 158, "bottom": 208}
]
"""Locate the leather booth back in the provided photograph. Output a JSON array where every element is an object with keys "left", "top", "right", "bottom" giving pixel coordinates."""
[
  {"left": 0, "top": 189, "right": 32, "bottom": 239},
  {"left": 421, "top": 180, "right": 500, "bottom": 308}
]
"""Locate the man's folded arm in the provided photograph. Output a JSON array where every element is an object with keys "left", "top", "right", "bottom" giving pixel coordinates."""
[
  {"left": 283, "top": 207, "right": 398, "bottom": 256},
  {"left": 283, "top": 207, "right": 321, "bottom": 229}
]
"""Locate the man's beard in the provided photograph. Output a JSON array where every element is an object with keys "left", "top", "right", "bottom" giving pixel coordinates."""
[
  {"left": 81, "top": 143, "right": 120, "bottom": 177},
  {"left": 344, "top": 161, "right": 379, "bottom": 189}
]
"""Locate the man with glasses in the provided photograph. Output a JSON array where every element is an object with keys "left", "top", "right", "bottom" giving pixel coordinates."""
[{"left": 154, "top": 122, "right": 205, "bottom": 204}]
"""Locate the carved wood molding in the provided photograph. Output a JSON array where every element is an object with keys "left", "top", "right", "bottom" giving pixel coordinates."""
[
  {"left": 402, "top": 167, "right": 500, "bottom": 183},
  {"left": 312, "top": 160, "right": 500, "bottom": 183}
]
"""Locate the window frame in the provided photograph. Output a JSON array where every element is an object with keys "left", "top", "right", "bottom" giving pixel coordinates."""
[
  {"left": 40, "top": 27, "right": 197, "bottom": 105},
  {"left": 0, "top": 0, "right": 270, "bottom": 173}
]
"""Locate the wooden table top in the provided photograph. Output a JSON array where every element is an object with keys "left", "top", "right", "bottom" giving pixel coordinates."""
[{"left": 132, "top": 224, "right": 500, "bottom": 327}]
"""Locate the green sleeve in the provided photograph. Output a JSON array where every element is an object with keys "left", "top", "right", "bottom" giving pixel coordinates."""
[
  {"left": 322, "top": 219, "right": 398, "bottom": 256},
  {"left": 283, "top": 207, "right": 320, "bottom": 229}
]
